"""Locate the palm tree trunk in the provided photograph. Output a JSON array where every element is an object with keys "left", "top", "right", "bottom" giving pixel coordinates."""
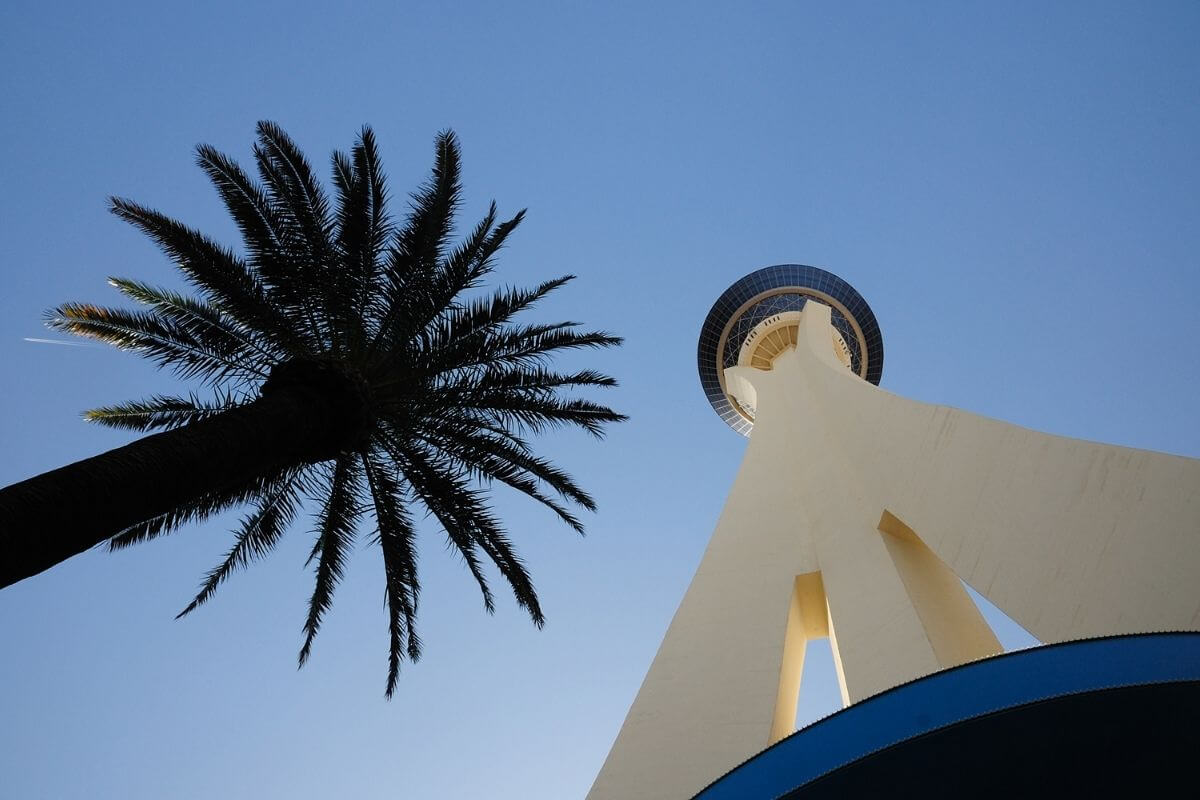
[{"left": 0, "top": 384, "right": 346, "bottom": 589}]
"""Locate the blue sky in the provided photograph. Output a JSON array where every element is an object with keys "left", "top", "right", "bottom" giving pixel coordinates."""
[{"left": 2, "top": 2, "right": 1198, "bottom": 798}]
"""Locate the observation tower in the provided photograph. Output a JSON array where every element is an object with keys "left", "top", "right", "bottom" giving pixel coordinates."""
[{"left": 587, "top": 265, "right": 1200, "bottom": 800}]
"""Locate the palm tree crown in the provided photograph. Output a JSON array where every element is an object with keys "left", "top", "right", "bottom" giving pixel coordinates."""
[{"left": 44, "top": 123, "right": 625, "bottom": 695}]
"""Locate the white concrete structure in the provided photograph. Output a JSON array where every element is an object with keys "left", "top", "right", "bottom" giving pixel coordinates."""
[{"left": 587, "top": 266, "right": 1200, "bottom": 800}]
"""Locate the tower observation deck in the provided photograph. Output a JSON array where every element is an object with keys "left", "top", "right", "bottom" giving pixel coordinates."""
[{"left": 697, "top": 264, "right": 883, "bottom": 434}]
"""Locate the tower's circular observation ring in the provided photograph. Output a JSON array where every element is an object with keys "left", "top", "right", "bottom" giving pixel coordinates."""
[{"left": 697, "top": 265, "right": 884, "bottom": 436}]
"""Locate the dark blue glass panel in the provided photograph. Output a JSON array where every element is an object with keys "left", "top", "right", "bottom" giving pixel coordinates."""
[{"left": 696, "top": 265, "right": 884, "bottom": 437}]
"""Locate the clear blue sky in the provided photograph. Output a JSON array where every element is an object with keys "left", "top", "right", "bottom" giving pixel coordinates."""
[{"left": 2, "top": 2, "right": 1198, "bottom": 798}]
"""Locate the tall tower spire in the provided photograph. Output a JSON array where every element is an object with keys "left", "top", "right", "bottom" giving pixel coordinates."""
[{"left": 587, "top": 265, "right": 1200, "bottom": 800}]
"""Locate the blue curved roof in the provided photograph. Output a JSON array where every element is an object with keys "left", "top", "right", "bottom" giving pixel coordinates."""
[
  {"left": 696, "top": 265, "right": 884, "bottom": 436},
  {"left": 692, "top": 632, "right": 1200, "bottom": 799}
]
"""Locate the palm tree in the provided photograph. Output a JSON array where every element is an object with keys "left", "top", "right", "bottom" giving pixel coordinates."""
[{"left": 0, "top": 123, "right": 624, "bottom": 695}]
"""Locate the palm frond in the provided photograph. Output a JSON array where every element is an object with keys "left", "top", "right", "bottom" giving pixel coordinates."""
[
  {"left": 395, "top": 440, "right": 542, "bottom": 625},
  {"left": 369, "top": 131, "right": 468, "bottom": 350},
  {"left": 329, "top": 146, "right": 368, "bottom": 346},
  {"left": 421, "top": 276, "right": 574, "bottom": 365},
  {"left": 486, "top": 324, "right": 624, "bottom": 363},
  {"left": 416, "top": 420, "right": 596, "bottom": 517},
  {"left": 195, "top": 143, "right": 288, "bottom": 268},
  {"left": 254, "top": 120, "right": 333, "bottom": 254},
  {"left": 196, "top": 143, "right": 323, "bottom": 345},
  {"left": 362, "top": 454, "right": 421, "bottom": 698},
  {"left": 84, "top": 393, "right": 244, "bottom": 432},
  {"left": 424, "top": 437, "right": 585, "bottom": 533},
  {"left": 396, "top": 130, "right": 461, "bottom": 276},
  {"left": 48, "top": 303, "right": 263, "bottom": 384},
  {"left": 375, "top": 436, "right": 497, "bottom": 613},
  {"left": 405, "top": 209, "right": 528, "bottom": 350},
  {"left": 328, "top": 127, "right": 392, "bottom": 351},
  {"left": 177, "top": 473, "right": 305, "bottom": 617},
  {"left": 253, "top": 121, "right": 334, "bottom": 345},
  {"left": 299, "top": 455, "right": 364, "bottom": 666},
  {"left": 108, "top": 277, "right": 277, "bottom": 372},
  {"left": 460, "top": 394, "right": 627, "bottom": 438},
  {"left": 107, "top": 467, "right": 300, "bottom": 551},
  {"left": 108, "top": 198, "right": 303, "bottom": 355},
  {"left": 430, "top": 324, "right": 624, "bottom": 377},
  {"left": 354, "top": 127, "right": 391, "bottom": 269},
  {"left": 457, "top": 365, "right": 620, "bottom": 393}
]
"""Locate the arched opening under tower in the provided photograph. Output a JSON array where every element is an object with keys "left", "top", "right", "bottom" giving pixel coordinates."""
[
  {"left": 793, "top": 639, "right": 843, "bottom": 729},
  {"left": 775, "top": 511, "right": 1040, "bottom": 738},
  {"left": 786, "top": 591, "right": 1038, "bottom": 732}
]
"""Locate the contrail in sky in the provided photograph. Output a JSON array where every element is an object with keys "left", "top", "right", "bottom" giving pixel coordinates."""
[{"left": 23, "top": 337, "right": 98, "bottom": 348}]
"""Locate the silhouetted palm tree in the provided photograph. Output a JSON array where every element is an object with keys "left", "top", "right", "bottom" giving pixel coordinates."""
[{"left": 0, "top": 123, "right": 624, "bottom": 695}]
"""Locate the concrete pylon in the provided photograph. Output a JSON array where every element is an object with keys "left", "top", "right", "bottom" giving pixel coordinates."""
[{"left": 586, "top": 266, "right": 1200, "bottom": 800}]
